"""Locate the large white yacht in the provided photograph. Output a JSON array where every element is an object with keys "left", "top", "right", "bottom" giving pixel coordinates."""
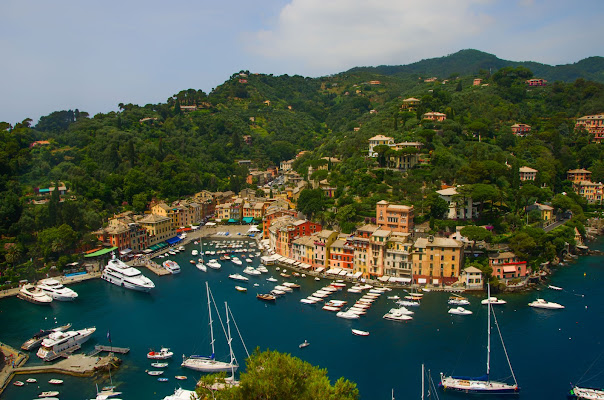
[
  {"left": 17, "top": 284, "right": 53, "bottom": 305},
  {"left": 37, "top": 327, "right": 96, "bottom": 360},
  {"left": 36, "top": 278, "right": 78, "bottom": 301},
  {"left": 101, "top": 253, "right": 155, "bottom": 292}
]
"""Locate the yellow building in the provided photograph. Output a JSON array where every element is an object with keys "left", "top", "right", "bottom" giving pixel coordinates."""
[
  {"left": 138, "top": 214, "right": 174, "bottom": 246},
  {"left": 412, "top": 236, "right": 463, "bottom": 286}
]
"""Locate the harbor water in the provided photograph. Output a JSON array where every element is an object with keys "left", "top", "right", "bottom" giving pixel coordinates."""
[{"left": 1, "top": 236, "right": 603, "bottom": 399}]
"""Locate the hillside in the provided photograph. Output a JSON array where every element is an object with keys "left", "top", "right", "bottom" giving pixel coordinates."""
[
  {"left": 347, "top": 49, "right": 604, "bottom": 83},
  {"left": 0, "top": 55, "right": 603, "bottom": 284}
]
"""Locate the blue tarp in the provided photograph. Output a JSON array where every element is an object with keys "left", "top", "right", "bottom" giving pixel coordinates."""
[
  {"left": 165, "top": 236, "right": 182, "bottom": 245},
  {"left": 242, "top": 217, "right": 254, "bottom": 223}
]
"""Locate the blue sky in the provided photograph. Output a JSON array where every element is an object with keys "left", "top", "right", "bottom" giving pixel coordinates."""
[{"left": 1, "top": 0, "right": 603, "bottom": 124}]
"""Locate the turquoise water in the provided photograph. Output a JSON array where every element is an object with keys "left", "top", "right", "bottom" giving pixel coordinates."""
[{"left": 1, "top": 237, "right": 604, "bottom": 400}]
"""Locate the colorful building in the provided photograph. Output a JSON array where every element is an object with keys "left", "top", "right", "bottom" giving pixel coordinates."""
[
  {"left": 489, "top": 251, "right": 528, "bottom": 281},
  {"left": 412, "top": 236, "right": 464, "bottom": 286},
  {"left": 376, "top": 200, "right": 414, "bottom": 233},
  {"left": 519, "top": 166, "right": 538, "bottom": 181},
  {"left": 575, "top": 114, "right": 604, "bottom": 143},
  {"left": 511, "top": 123, "right": 531, "bottom": 136}
]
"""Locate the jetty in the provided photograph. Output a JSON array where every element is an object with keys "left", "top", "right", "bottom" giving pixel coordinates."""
[
  {"left": 141, "top": 260, "right": 171, "bottom": 276},
  {"left": 88, "top": 345, "right": 130, "bottom": 356}
]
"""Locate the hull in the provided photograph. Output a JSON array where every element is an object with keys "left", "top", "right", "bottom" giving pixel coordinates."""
[
  {"left": 181, "top": 357, "right": 237, "bottom": 372},
  {"left": 568, "top": 386, "right": 604, "bottom": 399},
  {"left": 37, "top": 327, "right": 96, "bottom": 360},
  {"left": 440, "top": 375, "right": 519, "bottom": 394},
  {"left": 101, "top": 273, "right": 153, "bottom": 292}
]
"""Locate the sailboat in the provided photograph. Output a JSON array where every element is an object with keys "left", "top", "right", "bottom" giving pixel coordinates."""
[
  {"left": 439, "top": 284, "right": 520, "bottom": 394},
  {"left": 196, "top": 240, "right": 207, "bottom": 272},
  {"left": 181, "top": 282, "right": 238, "bottom": 372}
]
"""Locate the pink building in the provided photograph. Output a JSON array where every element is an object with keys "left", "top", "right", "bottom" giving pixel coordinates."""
[
  {"left": 526, "top": 78, "right": 547, "bottom": 86},
  {"left": 489, "top": 252, "right": 528, "bottom": 281},
  {"left": 422, "top": 112, "right": 447, "bottom": 122},
  {"left": 511, "top": 123, "right": 531, "bottom": 136}
]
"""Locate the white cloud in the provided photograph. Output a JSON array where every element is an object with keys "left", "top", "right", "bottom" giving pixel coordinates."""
[{"left": 247, "top": 0, "right": 494, "bottom": 73}]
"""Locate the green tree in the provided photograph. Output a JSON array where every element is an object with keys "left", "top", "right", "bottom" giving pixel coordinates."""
[
  {"left": 199, "top": 348, "right": 359, "bottom": 400},
  {"left": 460, "top": 225, "right": 492, "bottom": 250},
  {"left": 427, "top": 193, "right": 448, "bottom": 219},
  {"left": 297, "top": 189, "right": 326, "bottom": 221}
]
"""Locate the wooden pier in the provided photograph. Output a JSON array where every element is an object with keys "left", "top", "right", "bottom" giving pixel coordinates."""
[
  {"left": 142, "top": 260, "right": 171, "bottom": 276},
  {"left": 88, "top": 345, "right": 130, "bottom": 356}
]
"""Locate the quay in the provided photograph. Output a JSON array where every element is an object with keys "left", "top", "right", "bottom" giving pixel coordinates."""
[
  {"left": 0, "top": 341, "right": 28, "bottom": 395},
  {"left": 88, "top": 345, "right": 130, "bottom": 356}
]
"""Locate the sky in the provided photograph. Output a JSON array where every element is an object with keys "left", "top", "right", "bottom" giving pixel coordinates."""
[{"left": 1, "top": 0, "right": 603, "bottom": 124}]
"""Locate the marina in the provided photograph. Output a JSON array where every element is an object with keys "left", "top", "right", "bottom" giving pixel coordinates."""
[{"left": 0, "top": 236, "right": 603, "bottom": 399}]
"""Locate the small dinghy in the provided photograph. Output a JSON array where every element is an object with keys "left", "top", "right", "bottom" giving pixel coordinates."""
[
  {"left": 351, "top": 329, "right": 370, "bottom": 336},
  {"left": 299, "top": 340, "right": 310, "bottom": 349}
]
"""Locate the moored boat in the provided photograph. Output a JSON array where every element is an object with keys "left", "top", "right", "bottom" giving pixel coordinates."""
[
  {"left": 147, "top": 370, "right": 164, "bottom": 376},
  {"left": 37, "top": 327, "right": 96, "bottom": 360},
  {"left": 36, "top": 279, "right": 78, "bottom": 301},
  {"left": 39, "top": 391, "right": 60, "bottom": 397},
  {"left": 351, "top": 329, "right": 369, "bottom": 336},
  {"left": 257, "top": 293, "right": 276, "bottom": 302},
  {"left": 336, "top": 310, "right": 360, "bottom": 319},
  {"left": 17, "top": 284, "right": 53, "bottom": 305},
  {"left": 101, "top": 253, "right": 155, "bottom": 292},
  {"left": 151, "top": 362, "right": 169, "bottom": 368},
  {"left": 568, "top": 385, "right": 604, "bottom": 399},
  {"left": 229, "top": 273, "right": 249, "bottom": 282},
  {"left": 235, "top": 286, "right": 247, "bottom": 292},
  {"left": 299, "top": 340, "right": 310, "bottom": 348},
  {"left": 528, "top": 298, "right": 565, "bottom": 309},
  {"left": 21, "top": 323, "right": 72, "bottom": 351},
  {"left": 147, "top": 347, "right": 173, "bottom": 360},
  {"left": 481, "top": 296, "right": 507, "bottom": 305},
  {"left": 48, "top": 379, "right": 63, "bottom": 384},
  {"left": 162, "top": 260, "right": 181, "bottom": 274},
  {"left": 448, "top": 307, "right": 473, "bottom": 315}
]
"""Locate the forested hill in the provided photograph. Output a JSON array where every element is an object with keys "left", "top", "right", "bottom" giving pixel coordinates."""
[
  {"left": 347, "top": 49, "right": 604, "bottom": 84},
  {"left": 1, "top": 58, "right": 604, "bottom": 279}
]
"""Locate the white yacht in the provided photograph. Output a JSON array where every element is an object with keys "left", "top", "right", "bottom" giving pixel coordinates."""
[
  {"left": 528, "top": 298, "right": 565, "bottom": 309},
  {"left": 481, "top": 296, "right": 506, "bottom": 305},
  {"left": 101, "top": 253, "right": 155, "bottom": 292},
  {"left": 162, "top": 388, "right": 199, "bottom": 400},
  {"left": 231, "top": 257, "right": 243, "bottom": 265},
  {"left": 229, "top": 274, "right": 249, "bottom": 282},
  {"left": 448, "top": 307, "right": 473, "bottom": 315},
  {"left": 36, "top": 279, "right": 78, "bottom": 301},
  {"left": 37, "top": 327, "right": 96, "bottom": 360},
  {"left": 207, "top": 259, "right": 221, "bottom": 269},
  {"left": 162, "top": 260, "right": 181, "bottom": 274},
  {"left": 336, "top": 310, "right": 360, "bottom": 319},
  {"left": 383, "top": 310, "right": 413, "bottom": 322},
  {"left": 242, "top": 267, "right": 261, "bottom": 276},
  {"left": 17, "top": 284, "right": 53, "bottom": 305}
]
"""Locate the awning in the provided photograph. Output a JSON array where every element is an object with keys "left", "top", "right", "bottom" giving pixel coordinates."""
[
  {"left": 378, "top": 276, "right": 390, "bottom": 282},
  {"left": 390, "top": 277, "right": 411, "bottom": 283},
  {"left": 418, "top": 278, "right": 427, "bottom": 284},
  {"left": 503, "top": 266, "right": 517, "bottom": 273},
  {"left": 84, "top": 247, "right": 118, "bottom": 258},
  {"left": 165, "top": 236, "right": 182, "bottom": 245},
  {"left": 432, "top": 279, "right": 439, "bottom": 284},
  {"left": 338, "top": 270, "right": 349, "bottom": 276},
  {"left": 176, "top": 227, "right": 192, "bottom": 233},
  {"left": 315, "top": 267, "right": 325, "bottom": 273},
  {"left": 242, "top": 217, "right": 254, "bottom": 224},
  {"left": 228, "top": 218, "right": 237, "bottom": 223},
  {"left": 143, "top": 249, "right": 153, "bottom": 253},
  {"left": 119, "top": 248, "right": 132, "bottom": 255},
  {"left": 352, "top": 272, "right": 363, "bottom": 278},
  {"left": 247, "top": 226, "right": 261, "bottom": 232}
]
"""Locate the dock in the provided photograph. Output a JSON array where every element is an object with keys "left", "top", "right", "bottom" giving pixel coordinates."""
[
  {"left": 88, "top": 345, "right": 130, "bottom": 356},
  {"left": 142, "top": 260, "right": 171, "bottom": 276},
  {"left": 13, "top": 353, "right": 119, "bottom": 377}
]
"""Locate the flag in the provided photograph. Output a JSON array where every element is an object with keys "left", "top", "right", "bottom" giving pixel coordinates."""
[{"left": 107, "top": 329, "right": 111, "bottom": 343}]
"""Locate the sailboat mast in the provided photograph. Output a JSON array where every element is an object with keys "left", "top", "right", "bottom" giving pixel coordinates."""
[
  {"left": 486, "top": 283, "right": 491, "bottom": 381},
  {"left": 421, "top": 363, "right": 425, "bottom": 400},
  {"left": 226, "top": 302, "right": 235, "bottom": 378},
  {"left": 206, "top": 282, "right": 215, "bottom": 357}
]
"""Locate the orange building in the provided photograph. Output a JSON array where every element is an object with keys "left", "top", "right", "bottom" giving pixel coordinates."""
[
  {"left": 376, "top": 200, "right": 414, "bottom": 233},
  {"left": 489, "top": 252, "right": 528, "bottom": 281},
  {"left": 422, "top": 112, "right": 447, "bottom": 122},
  {"left": 575, "top": 114, "right": 604, "bottom": 143},
  {"left": 567, "top": 169, "right": 592, "bottom": 183},
  {"left": 511, "top": 123, "right": 531, "bottom": 136}
]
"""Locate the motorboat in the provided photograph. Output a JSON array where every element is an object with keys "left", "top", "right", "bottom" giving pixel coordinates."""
[
  {"left": 147, "top": 370, "right": 164, "bottom": 376},
  {"left": 48, "top": 379, "right": 63, "bottom": 384},
  {"left": 151, "top": 362, "right": 168, "bottom": 368},
  {"left": 336, "top": 310, "right": 360, "bottom": 319},
  {"left": 229, "top": 273, "right": 249, "bottom": 282},
  {"left": 36, "top": 279, "right": 78, "bottom": 301},
  {"left": 162, "top": 260, "right": 181, "bottom": 274},
  {"left": 271, "top": 289, "right": 286, "bottom": 296},
  {"left": 242, "top": 266, "right": 261, "bottom": 276},
  {"left": 306, "top": 296, "right": 323, "bottom": 302},
  {"left": 235, "top": 286, "right": 247, "bottom": 292},
  {"left": 274, "top": 285, "right": 292, "bottom": 293},
  {"left": 352, "top": 329, "right": 369, "bottom": 336},
  {"left": 162, "top": 388, "right": 199, "bottom": 400},
  {"left": 158, "top": 377, "right": 169, "bottom": 382},
  {"left": 207, "top": 259, "right": 221, "bottom": 269},
  {"left": 322, "top": 305, "right": 342, "bottom": 312},
  {"left": 326, "top": 300, "right": 347, "bottom": 306},
  {"left": 299, "top": 340, "right": 310, "bottom": 348},
  {"left": 448, "top": 307, "right": 473, "bottom": 315},
  {"left": 387, "top": 295, "right": 400, "bottom": 300},
  {"left": 101, "top": 253, "right": 155, "bottom": 292},
  {"left": 196, "top": 262, "right": 207, "bottom": 272},
  {"left": 26, "top": 378, "right": 37, "bottom": 383},
  {"left": 300, "top": 298, "right": 317, "bottom": 305},
  {"left": 481, "top": 296, "right": 507, "bottom": 305},
  {"left": 528, "top": 298, "right": 565, "bottom": 309},
  {"left": 280, "top": 272, "right": 291, "bottom": 278},
  {"left": 389, "top": 306, "right": 414, "bottom": 315},
  {"left": 192, "top": 250, "right": 199, "bottom": 256},
  {"left": 282, "top": 282, "right": 301, "bottom": 289},
  {"left": 37, "top": 327, "right": 96, "bottom": 360},
  {"left": 256, "top": 266, "right": 268, "bottom": 273},
  {"left": 39, "top": 391, "right": 60, "bottom": 397},
  {"left": 17, "top": 284, "right": 53, "bottom": 305},
  {"left": 257, "top": 293, "right": 276, "bottom": 302},
  {"left": 548, "top": 285, "right": 563, "bottom": 291},
  {"left": 448, "top": 296, "right": 470, "bottom": 306},
  {"left": 396, "top": 300, "right": 420, "bottom": 307},
  {"left": 21, "top": 323, "right": 72, "bottom": 350},
  {"left": 266, "top": 276, "right": 278, "bottom": 282},
  {"left": 383, "top": 311, "right": 413, "bottom": 322},
  {"left": 174, "top": 376, "right": 187, "bottom": 380},
  {"left": 147, "top": 348, "right": 174, "bottom": 360},
  {"left": 231, "top": 257, "right": 243, "bottom": 265},
  {"left": 13, "top": 380, "right": 24, "bottom": 386}
]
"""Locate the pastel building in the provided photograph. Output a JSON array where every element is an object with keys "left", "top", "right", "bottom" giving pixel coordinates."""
[
  {"left": 412, "top": 236, "right": 464, "bottom": 286},
  {"left": 519, "top": 166, "right": 537, "bottom": 181},
  {"left": 312, "top": 229, "right": 338, "bottom": 269},
  {"left": 575, "top": 114, "right": 604, "bottom": 143},
  {"left": 511, "top": 123, "right": 531, "bottom": 136},
  {"left": 489, "top": 251, "right": 528, "bottom": 281},
  {"left": 567, "top": 169, "right": 592, "bottom": 183},
  {"left": 368, "top": 135, "right": 394, "bottom": 157},
  {"left": 422, "top": 112, "right": 447, "bottom": 122},
  {"left": 436, "top": 186, "right": 480, "bottom": 220},
  {"left": 376, "top": 200, "right": 414, "bottom": 233}
]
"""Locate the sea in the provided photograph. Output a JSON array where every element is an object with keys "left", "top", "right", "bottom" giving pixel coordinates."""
[{"left": 1, "top": 236, "right": 603, "bottom": 400}]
